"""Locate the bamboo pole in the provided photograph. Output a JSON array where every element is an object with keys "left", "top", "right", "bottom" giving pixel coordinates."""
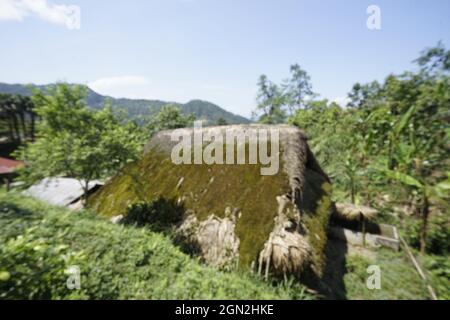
[{"left": 399, "top": 235, "right": 438, "bottom": 300}]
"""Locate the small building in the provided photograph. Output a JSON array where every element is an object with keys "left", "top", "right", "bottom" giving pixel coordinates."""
[
  {"left": 24, "top": 177, "right": 103, "bottom": 209},
  {"left": 89, "top": 124, "right": 334, "bottom": 276},
  {"left": 0, "top": 157, "right": 24, "bottom": 190}
]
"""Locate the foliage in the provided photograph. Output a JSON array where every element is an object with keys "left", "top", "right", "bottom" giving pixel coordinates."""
[
  {"left": 414, "top": 41, "right": 450, "bottom": 74},
  {"left": 144, "top": 104, "right": 195, "bottom": 138},
  {"left": 254, "top": 75, "right": 286, "bottom": 124},
  {"left": 347, "top": 81, "right": 381, "bottom": 109},
  {"left": 13, "top": 84, "right": 143, "bottom": 198},
  {"left": 420, "top": 255, "right": 450, "bottom": 300},
  {"left": 0, "top": 93, "right": 36, "bottom": 143},
  {"left": 282, "top": 64, "right": 315, "bottom": 114},
  {"left": 253, "top": 64, "right": 314, "bottom": 123},
  {"left": 0, "top": 191, "right": 311, "bottom": 300},
  {"left": 216, "top": 117, "right": 228, "bottom": 126},
  {"left": 0, "top": 83, "right": 250, "bottom": 125},
  {"left": 403, "top": 214, "right": 450, "bottom": 255},
  {"left": 288, "top": 43, "right": 449, "bottom": 254}
]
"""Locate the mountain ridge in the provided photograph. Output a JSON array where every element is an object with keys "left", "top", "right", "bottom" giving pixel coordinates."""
[{"left": 0, "top": 82, "right": 250, "bottom": 125}]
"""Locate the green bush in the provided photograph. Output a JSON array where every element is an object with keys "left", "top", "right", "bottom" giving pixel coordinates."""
[
  {"left": 345, "top": 255, "right": 372, "bottom": 282},
  {"left": 421, "top": 255, "right": 450, "bottom": 300},
  {"left": 0, "top": 231, "right": 85, "bottom": 299},
  {"left": 0, "top": 191, "right": 311, "bottom": 300},
  {"left": 403, "top": 214, "right": 450, "bottom": 255}
]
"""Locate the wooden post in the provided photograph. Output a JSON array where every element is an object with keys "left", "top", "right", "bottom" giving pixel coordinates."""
[
  {"left": 3, "top": 177, "right": 10, "bottom": 192},
  {"left": 361, "top": 212, "right": 366, "bottom": 247},
  {"left": 399, "top": 235, "right": 438, "bottom": 300}
]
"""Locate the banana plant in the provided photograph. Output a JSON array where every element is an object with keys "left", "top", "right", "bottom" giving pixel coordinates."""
[
  {"left": 387, "top": 104, "right": 417, "bottom": 169},
  {"left": 377, "top": 167, "right": 450, "bottom": 254}
]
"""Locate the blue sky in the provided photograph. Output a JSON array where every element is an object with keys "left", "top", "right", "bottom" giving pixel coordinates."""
[{"left": 0, "top": 0, "right": 449, "bottom": 118}]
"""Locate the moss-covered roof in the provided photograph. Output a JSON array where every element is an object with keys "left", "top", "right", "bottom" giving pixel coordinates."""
[{"left": 88, "top": 125, "right": 333, "bottom": 273}]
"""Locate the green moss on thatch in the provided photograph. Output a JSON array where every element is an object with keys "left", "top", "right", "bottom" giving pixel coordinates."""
[
  {"left": 89, "top": 135, "right": 333, "bottom": 273},
  {"left": 300, "top": 171, "right": 333, "bottom": 276},
  {"left": 88, "top": 148, "right": 291, "bottom": 268}
]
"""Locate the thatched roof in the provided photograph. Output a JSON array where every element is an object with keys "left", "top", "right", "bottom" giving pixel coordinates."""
[
  {"left": 334, "top": 202, "right": 377, "bottom": 221},
  {"left": 89, "top": 124, "right": 333, "bottom": 276},
  {"left": 145, "top": 124, "right": 330, "bottom": 206}
]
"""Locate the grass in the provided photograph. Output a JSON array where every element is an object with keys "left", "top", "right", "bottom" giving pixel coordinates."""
[
  {"left": 418, "top": 254, "right": 450, "bottom": 300},
  {"left": 343, "top": 249, "right": 430, "bottom": 300},
  {"left": 1, "top": 190, "right": 440, "bottom": 300},
  {"left": 0, "top": 190, "right": 312, "bottom": 300},
  {"left": 317, "top": 239, "right": 435, "bottom": 300}
]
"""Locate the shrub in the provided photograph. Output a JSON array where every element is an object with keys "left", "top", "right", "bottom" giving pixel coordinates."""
[
  {"left": 422, "top": 256, "right": 450, "bottom": 300},
  {"left": 0, "top": 191, "right": 311, "bottom": 300},
  {"left": 403, "top": 214, "right": 450, "bottom": 255}
]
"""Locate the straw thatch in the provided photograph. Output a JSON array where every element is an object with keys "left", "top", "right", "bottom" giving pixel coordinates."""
[
  {"left": 177, "top": 207, "right": 240, "bottom": 269},
  {"left": 258, "top": 196, "right": 311, "bottom": 277},
  {"left": 334, "top": 202, "right": 377, "bottom": 221}
]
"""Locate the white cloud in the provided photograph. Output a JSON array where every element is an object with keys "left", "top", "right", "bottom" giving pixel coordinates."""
[
  {"left": 88, "top": 76, "right": 151, "bottom": 99},
  {"left": 0, "top": 0, "right": 22, "bottom": 20},
  {"left": 0, "top": 0, "right": 80, "bottom": 29}
]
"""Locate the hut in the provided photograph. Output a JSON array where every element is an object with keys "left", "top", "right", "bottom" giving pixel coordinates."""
[
  {"left": 329, "top": 202, "right": 400, "bottom": 250},
  {"left": 88, "top": 124, "right": 333, "bottom": 277}
]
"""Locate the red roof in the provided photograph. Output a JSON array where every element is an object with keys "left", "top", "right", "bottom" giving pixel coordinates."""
[{"left": 0, "top": 157, "right": 24, "bottom": 174}]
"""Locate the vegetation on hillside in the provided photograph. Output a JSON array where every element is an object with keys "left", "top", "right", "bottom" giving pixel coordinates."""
[
  {"left": 0, "top": 43, "right": 448, "bottom": 300},
  {"left": 0, "top": 83, "right": 250, "bottom": 126},
  {"left": 13, "top": 84, "right": 143, "bottom": 199},
  {"left": 252, "top": 43, "right": 449, "bottom": 299},
  {"left": 0, "top": 191, "right": 311, "bottom": 300}
]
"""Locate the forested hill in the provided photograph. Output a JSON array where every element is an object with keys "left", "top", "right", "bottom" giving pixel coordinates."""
[{"left": 0, "top": 82, "right": 250, "bottom": 125}]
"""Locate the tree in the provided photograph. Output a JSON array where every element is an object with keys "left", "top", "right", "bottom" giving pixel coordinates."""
[
  {"left": 0, "top": 94, "right": 21, "bottom": 142},
  {"left": 347, "top": 81, "right": 381, "bottom": 109},
  {"left": 253, "top": 64, "right": 315, "bottom": 123},
  {"left": 145, "top": 104, "right": 195, "bottom": 136},
  {"left": 377, "top": 168, "right": 449, "bottom": 254},
  {"left": 415, "top": 41, "right": 450, "bottom": 74},
  {"left": 254, "top": 75, "right": 286, "bottom": 124},
  {"left": 216, "top": 117, "right": 228, "bottom": 126},
  {"left": 283, "top": 64, "right": 314, "bottom": 114},
  {"left": 367, "top": 44, "right": 450, "bottom": 253},
  {"left": 0, "top": 94, "right": 36, "bottom": 143},
  {"left": 15, "top": 83, "right": 143, "bottom": 200}
]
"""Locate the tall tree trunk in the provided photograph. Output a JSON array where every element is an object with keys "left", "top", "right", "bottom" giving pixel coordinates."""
[
  {"left": 420, "top": 195, "right": 429, "bottom": 255},
  {"left": 7, "top": 120, "right": 15, "bottom": 141},
  {"left": 11, "top": 114, "right": 21, "bottom": 143},
  {"left": 30, "top": 113, "right": 36, "bottom": 141},
  {"left": 19, "top": 111, "right": 28, "bottom": 139},
  {"left": 18, "top": 112, "right": 27, "bottom": 140},
  {"left": 3, "top": 177, "right": 11, "bottom": 192}
]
